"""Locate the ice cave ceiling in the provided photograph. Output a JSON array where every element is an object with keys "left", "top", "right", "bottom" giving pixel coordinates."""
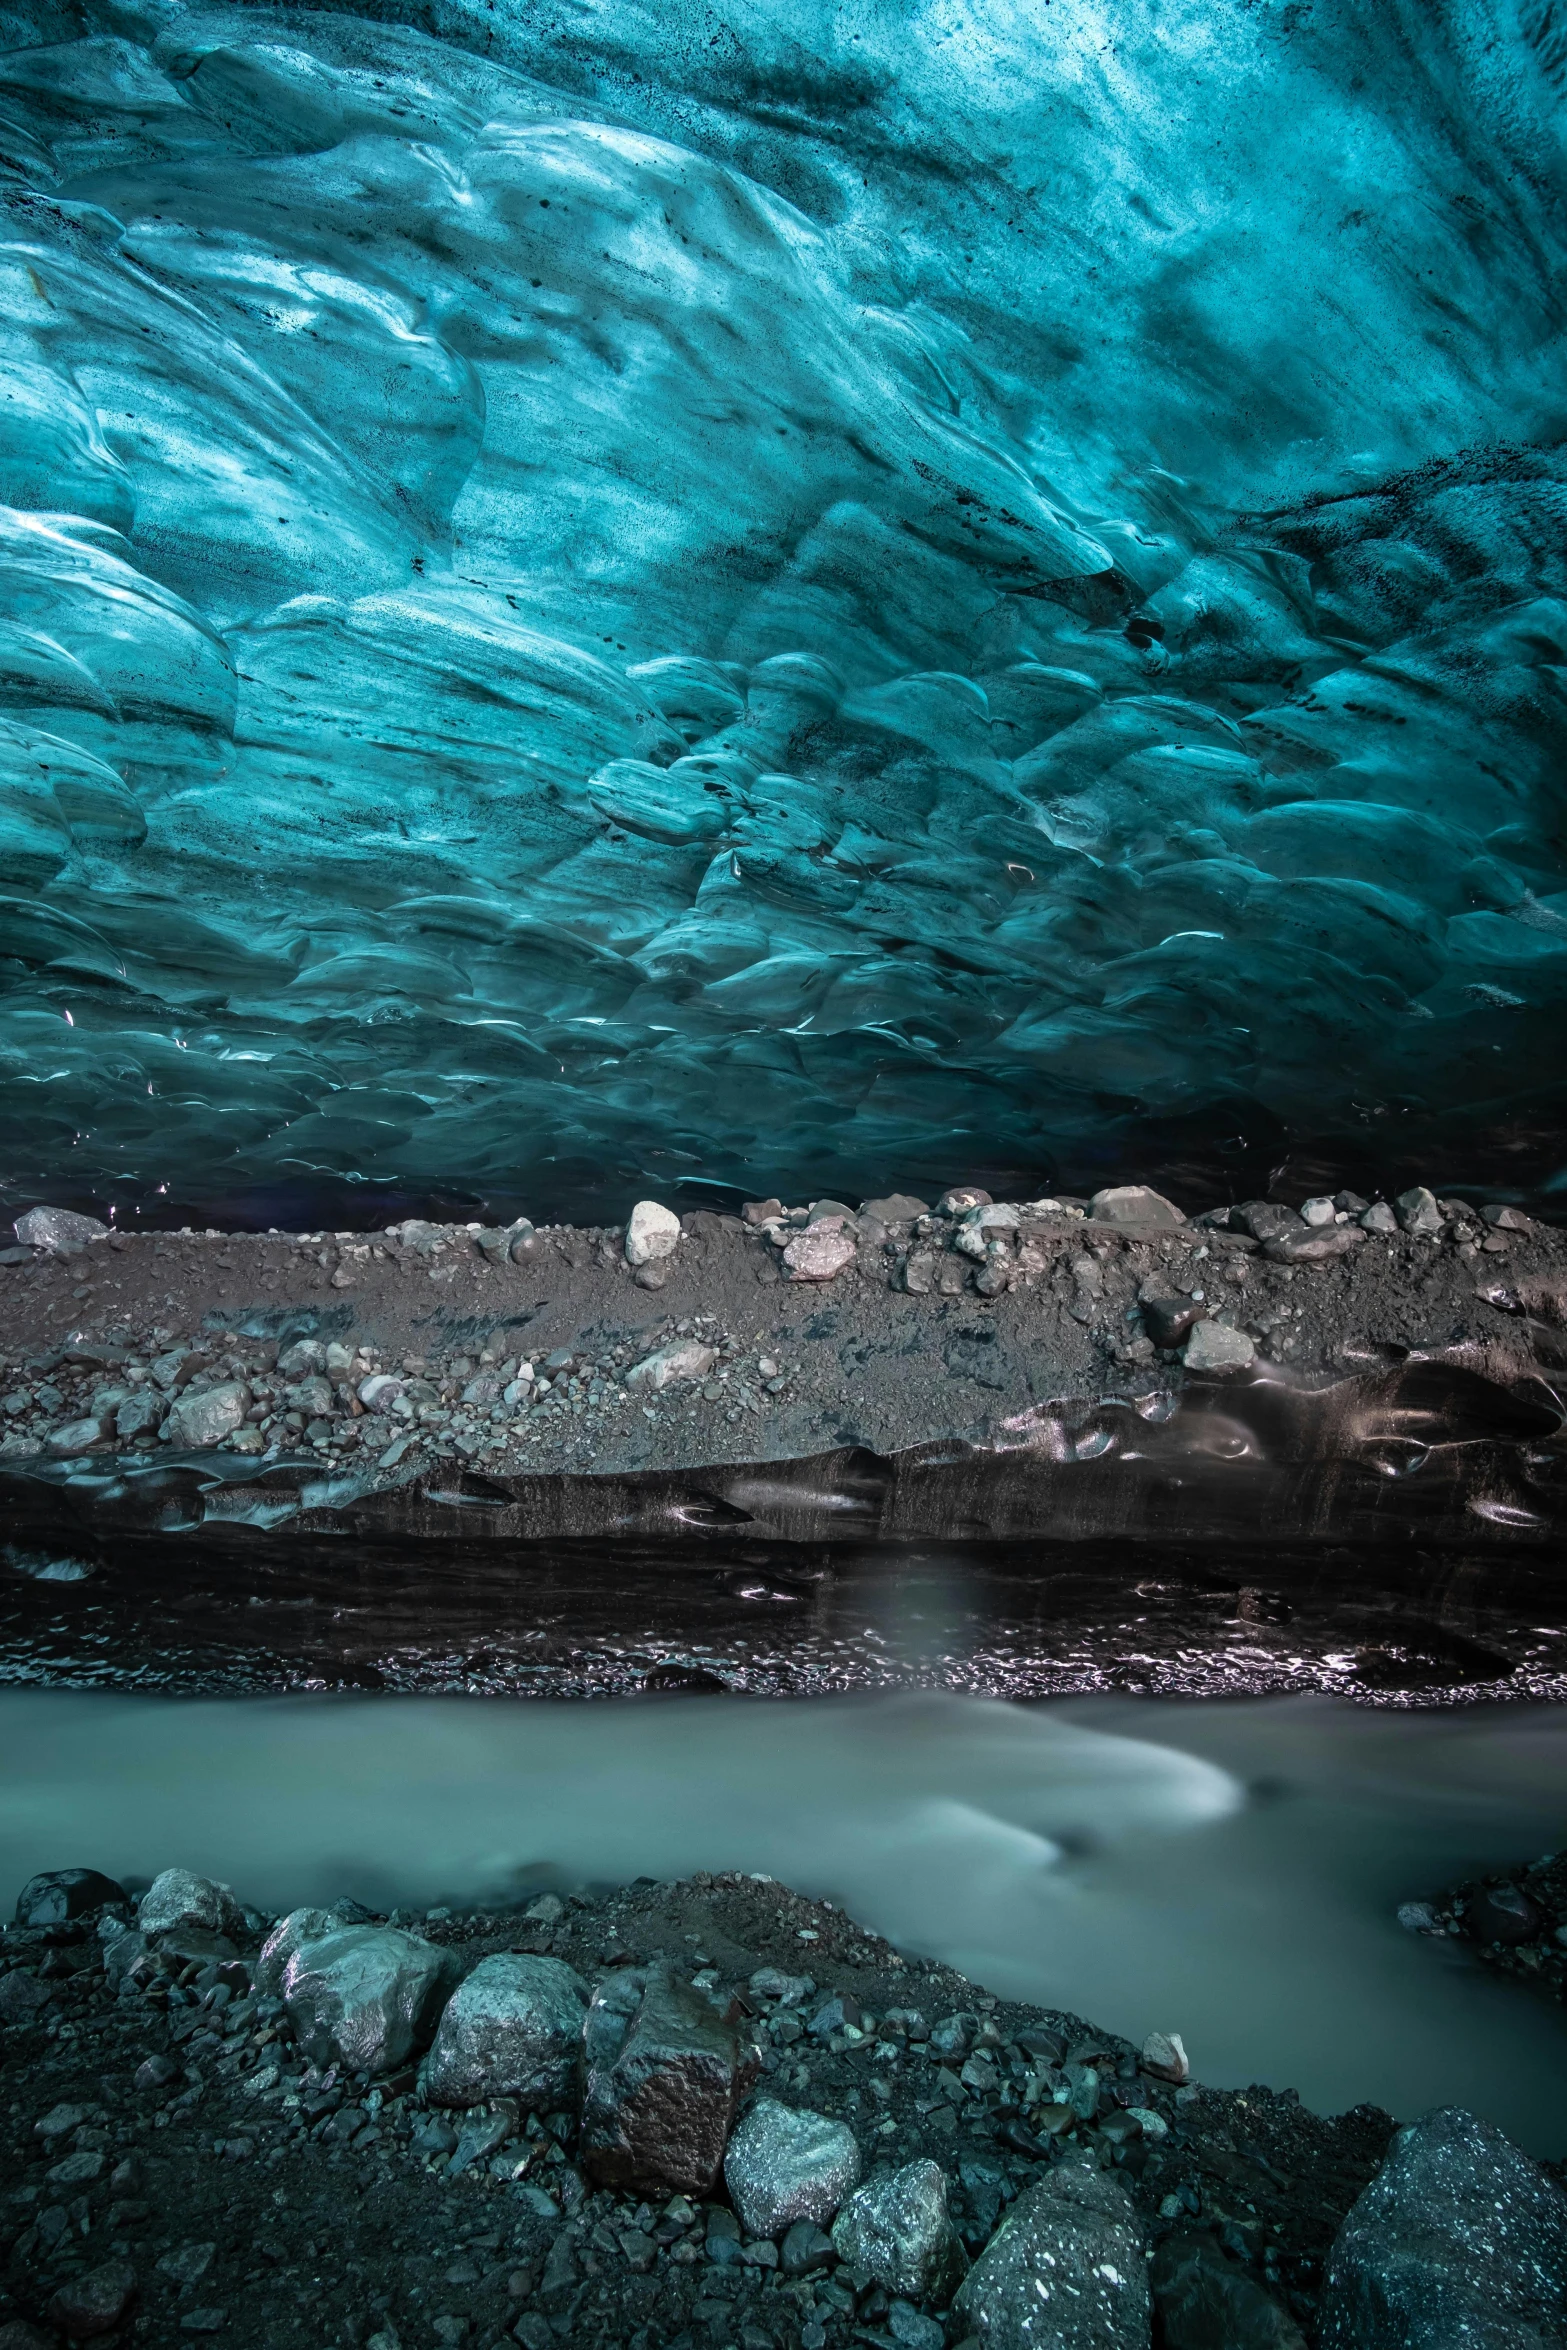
[{"left": 1, "top": 0, "right": 1565, "bottom": 1219}]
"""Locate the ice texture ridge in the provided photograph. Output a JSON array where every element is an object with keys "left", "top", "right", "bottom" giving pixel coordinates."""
[{"left": 1, "top": 0, "right": 1565, "bottom": 1214}]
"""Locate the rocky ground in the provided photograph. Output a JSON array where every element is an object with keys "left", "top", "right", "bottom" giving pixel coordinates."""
[
  {"left": 0, "top": 1182, "right": 1560, "bottom": 1489},
  {"left": 9, "top": 1860, "right": 1558, "bottom": 2350},
  {"left": 1409, "top": 1847, "right": 1567, "bottom": 2005}
]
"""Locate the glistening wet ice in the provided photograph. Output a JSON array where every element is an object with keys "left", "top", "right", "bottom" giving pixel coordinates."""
[{"left": 4, "top": 1685, "right": 1567, "bottom": 2152}]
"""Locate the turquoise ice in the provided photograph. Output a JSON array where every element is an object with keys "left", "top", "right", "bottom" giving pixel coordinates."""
[{"left": 1, "top": 0, "right": 1564, "bottom": 1211}]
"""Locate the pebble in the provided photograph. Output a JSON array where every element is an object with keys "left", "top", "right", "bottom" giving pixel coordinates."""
[
  {"left": 46, "top": 2261, "right": 137, "bottom": 2341},
  {"left": 624, "top": 1340, "right": 717, "bottom": 1393}
]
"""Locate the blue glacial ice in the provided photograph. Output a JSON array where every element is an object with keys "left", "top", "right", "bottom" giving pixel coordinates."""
[{"left": 1, "top": 0, "right": 1565, "bottom": 1216}]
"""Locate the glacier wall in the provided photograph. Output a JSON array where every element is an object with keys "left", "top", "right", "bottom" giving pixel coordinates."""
[{"left": 2, "top": 0, "right": 1566, "bottom": 1220}]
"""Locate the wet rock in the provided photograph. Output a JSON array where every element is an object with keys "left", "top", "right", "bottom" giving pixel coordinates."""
[
  {"left": 625, "top": 1200, "right": 681, "bottom": 1266},
  {"left": 46, "top": 2262, "right": 137, "bottom": 2340},
  {"left": 1394, "top": 1186, "right": 1444, "bottom": 1237},
  {"left": 422, "top": 1952, "right": 589, "bottom": 2109},
  {"left": 1183, "top": 1322, "right": 1255, "bottom": 1371},
  {"left": 580, "top": 1960, "right": 755, "bottom": 2197},
  {"left": 902, "top": 1251, "right": 937, "bottom": 1294},
  {"left": 1090, "top": 1185, "right": 1185, "bottom": 1227},
  {"left": 954, "top": 2163, "right": 1150, "bottom": 2350},
  {"left": 783, "top": 1226, "right": 858, "bottom": 1283},
  {"left": 724, "top": 2097, "right": 862, "bottom": 2236},
  {"left": 14, "top": 1205, "right": 108, "bottom": 1256},
  {"left": 256, "top": 1905, "right": 351, "bottom": 1993},
  {"left": 162, "top": 1382, "right": 249, "bottom": 1449},
  {"left": 280, "top": 1924, "right": 460, "bottom": 2072},
  {"left": 624, "top": 1340, "right": 717, "bottom": 1393},
  {"left": 862, "top": 1194, "right": 930, "bottom": 1223},
  {"left": 1230, "top": 1202, "right": 1301, "bottom": 1244},
  {"left": 1467, "top": 1884, "right": 1541, "bottom": 1945},
  {"left": 14, "top": 1867, "right": 127, "bottom": 1925},
  {"left": 277, "top": 1341, "right": 327, "bottom": 1377},
  {"left": 1152, "top": 2229, "right": 1306, "bottom": 2350},
  {"left": 1320, "top": 2105, "right": 1567, "bottom": 2350},
  {"left": 138, "top": 1868, "right": 242, "bottom": 1941},
  {"left": 1361, "top": 1201, "right": 1399, "bottom": 1234},
  {"left": 831, "top": 2158, "right": 967, "bottom": 2302}
]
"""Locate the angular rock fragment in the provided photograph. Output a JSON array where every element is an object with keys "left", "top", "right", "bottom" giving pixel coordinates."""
[
  {"left": 832, "top": 2158, "right": 966, "bottom": 2302},
  {"left": 162, "top": 1382, "right": 249, "bottom": 1449},
  {"left": 1141, "top": 1295, "right": 1206, "bottom": 1349},
  {"left": 279, "top": 1923, "right": 460, "bottom": 2072},
  {"left": 580, "top": 1961, "right": 755, "bottom": 2196},
  {"left": 422, "top": 1952, "right": 588, "bottom": 2109},
  {"left": 724, "top": 2097, "right": 861, "bottom": 2237},
  {"left": 783, "top": 1226, "right": 857, "bottom": 1282},
  {"left": 1319, "top": 2105, "right": 1567, "bottom": 2350},
  {"left": 861, "top": 1195, "right": 929, "bottom": 1223},
  {"left": 138, "top": 1868, "right": 242, "bottom": 1941},
  {"left": 625, "top": 1200, "right": 681, "bottom": 1266},
  {"left": 1183, "top": 1322, "right": 1255, "bottom": 1371},
  {"left": 1263, "top": 1227, "right": 1365, "bottom": 1264},
  {"left": 953, "top": 2163, "right": 1150, "bottom": 2348},
  {"left": 624, "top": 1340, "right": 716, "bottom": 1393},
  {"left": 14, "top": 1206, "right": 108, "bottom": 1256},
  {"left": 0, "top": 1971, "right": 51, "bottom": 2022},
  {"left": 1153, "top": 2229, "right": 1306, "bottom": 2350},
  {"left": 1394, "top": 1186, "right": 1444, "bottom": 1237},
  {"left": 1141, "top": 2030, "right": 1189, "bottom": 2084},
  {"left": 46, "top": 2261, "right": 137, "bottom": 2341},
  {"left": 115, "top": 1389, "right": 167, "bottom": 1441}
]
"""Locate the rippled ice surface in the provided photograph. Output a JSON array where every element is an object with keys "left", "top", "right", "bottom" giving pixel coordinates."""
[
  {"left": 2, "top": 0, "right": 1566, "bottom": 1213},
  {"left": 5, "top": 1686, "right": 1567, "bottom": 2151}
]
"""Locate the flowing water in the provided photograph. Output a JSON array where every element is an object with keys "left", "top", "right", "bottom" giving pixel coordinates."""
[{"left": 6, "top": 1683, "right": 1567, "bottom": 2153}]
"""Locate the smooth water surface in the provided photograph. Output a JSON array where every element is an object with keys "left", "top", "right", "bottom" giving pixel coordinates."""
[{"left": 4, "top": 1686, "right": 1567, "bottom": 2151}]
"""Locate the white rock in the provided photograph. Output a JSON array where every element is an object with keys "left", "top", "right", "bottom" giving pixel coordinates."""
[
  {"left": 1301, "top": 1196, "right": 1337, "bottom": 1225},
  {"left": 625, "top": 1200, "right": 681, "bottom": 1265},
  {"left": 13, "top": 1206, "right": 109, "bottom": 1256},
  {"left": 1182, "top": 1322, "right": 1255, "bottom": 1372},
  {"left": 783, "top": 1226, "right": 857, "bottom": 1282},
  {"left": 624, "top": 1340, "right": 717, "bottom": 1393},
  {"left": 162, "top": 1382, "right": 250, "bottom": 1449},
  {"left": 139, "top": 1868, "right": 243, "bottom": 1941},
  {"left": 726, "top": 2099, "right": 862, "bottom": 2237}
]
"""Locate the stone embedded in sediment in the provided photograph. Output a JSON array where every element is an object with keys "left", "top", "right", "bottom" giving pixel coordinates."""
[
  {"left": 1182, "top": 1321, "right": 1256, "bottom": 1371},
  {"left": 1319, "top": 2105, "right": 1567, "bottom": 2350},
  {"left": 580, "top": 1961, "right": 756, "bottom": 2196},
  {"left": 625, "top": 1200, "right": 681, "bottom": 1266},
  {"left": 278, "top": 1923, "right": 460, "bottom": 2072},
  {"left": 782, "top": 1225, "right": 857, "bottom": 1282},
  {"left": 421, "top": 1952, "right": 589, "bottom": 2110},
  {"left": 1090, "top": 1185, "right": 1185, "bottom": 1227},
  {"left": 831, "top": 2157, "right": 967, "bottom": 2302},
  {"left": 723, "top": 2096, "right": 862, "bottom": 2237},
  {"left": 953, "top": 2162, "right": 1151, "bottom": 2350},
  {"left": 624, "top": 1339, "right": 717, "bottom": 1392}
]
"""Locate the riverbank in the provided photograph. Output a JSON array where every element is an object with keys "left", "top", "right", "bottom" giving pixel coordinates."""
[
  {"left": 0, "top": 1183, "right": 1563, "bottom": 1559},
  {"left": 0, "top": 1863, "right": 1402, "bottom": 2350}
]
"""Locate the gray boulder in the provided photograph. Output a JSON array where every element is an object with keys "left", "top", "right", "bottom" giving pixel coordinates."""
[
  {"left": 580, "top": 1961, "right": 756, "bottom": 2196},
  {"left": 256, "top": 1906, "right": 350, "bottom": 1996},
  {"left": 280, "top": 1924, "right": 460, "bottom": 2072},
  {"left": 422, "top": 1953, "right": 588, "bottom": 2109},
  {"left": 138, "top": 1868, "right": 242, "bottom": 1941},
  {"left": 1152, "top": 2230, "right": 1305, "bottom": 2350},
  {"left": 725, "top": 2098, "right": 861, "bottom": 2237},
  {"left": 1319, "top": 2106, "right": 1567, "bottom": 2350},
  {"left": 832, "top": 2158, "right": 966, "bottom": 2303},
  {"left": 1089, "top": 1185, "right": 1184, "bottom": 1227},
  {"left": 162, "top": 1382, "right": 249, "bottom": 1450},
  {"left": 14, "top": 1206, "right": 108, "bottom": 1256},
  {"left": 953, "top": 2163, "right": 1150, "bottom": 2349}
]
